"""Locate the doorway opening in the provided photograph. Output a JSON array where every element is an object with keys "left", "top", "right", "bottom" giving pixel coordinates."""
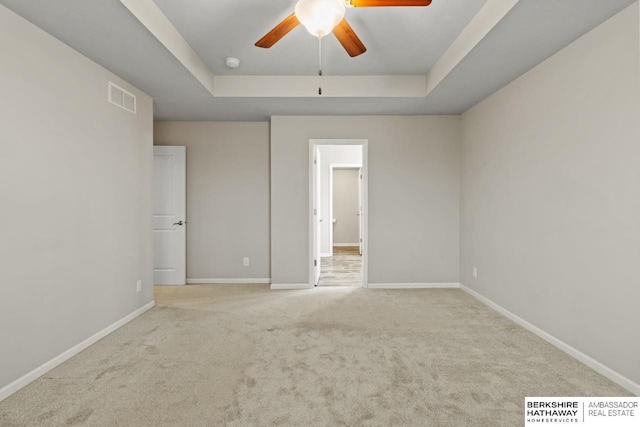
[{"left": 309, "top": 140, "right": 367, "bottom": 288}]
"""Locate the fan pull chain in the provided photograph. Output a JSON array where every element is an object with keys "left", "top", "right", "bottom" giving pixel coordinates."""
[{"left": 318, "top": 37, "right": 322, "bottom": 95}]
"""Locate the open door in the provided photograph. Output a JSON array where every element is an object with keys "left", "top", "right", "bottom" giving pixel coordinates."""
[
  {"left": 153, "top": 146, "right": 186, "bottom": 285},
  {"left": 313, "top": 148, "right": 322, "bottom": 285},
  {"left": 358, "top": 167, "right": 363, "bottom": 256}
]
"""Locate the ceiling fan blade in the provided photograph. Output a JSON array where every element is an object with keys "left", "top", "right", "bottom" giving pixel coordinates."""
[
  {"left": 255, "top": 14, "right": 300, "bottom": 48},
  {"left": 332, "top": 19, "right": 367, "bottom": 57},
  {"left": 349, "top": 0, "right": 432, "bottom": 6}
]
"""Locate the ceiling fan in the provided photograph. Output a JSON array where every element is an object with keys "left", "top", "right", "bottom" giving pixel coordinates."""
[{"left": 255, "top": 0, "right": 433, "bottom": 58}]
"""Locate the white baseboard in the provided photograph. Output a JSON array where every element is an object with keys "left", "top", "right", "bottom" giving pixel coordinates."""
[
  {"left": 186, "top": 278, "right": 271, "bottom": 284},
  {"left": 320, "top": 252, "right": 332, "bottom": 257},
  {"left": 0, "top": 301, "right": 155, "bottom": 402},
  {"left": 333, "top": 243, "right": 359, "bottom": 247},
  {"left": 367, "top": 283, "right": 461, "bottom": 289},
  {"left": 460, "top": 284, "right": 640, "bottom": 396},
  {"left": 270, "top": 283, "right": 313, "bottom": 290}
]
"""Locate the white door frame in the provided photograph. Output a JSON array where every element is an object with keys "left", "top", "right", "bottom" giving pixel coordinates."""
[
  {"left": 329, "top": 164, "right": 362, "bottom": 254},
  {"left": 313, "top": 147, "right": 322, "bottom": 285},
  {"left": 358, "top": 167, "right": 363, "bottom": 256},
  {"left": 308, "top": 139, "right": 368, "bottom": 288}
]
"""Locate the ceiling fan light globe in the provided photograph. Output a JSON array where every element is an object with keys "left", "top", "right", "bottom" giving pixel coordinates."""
[{"left": 295, "top": 0, "right": 346, "bottom": 38}]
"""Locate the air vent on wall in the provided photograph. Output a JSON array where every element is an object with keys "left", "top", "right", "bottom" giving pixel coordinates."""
[{"left": 108, "top": 81, "right": 136, "bottom": 114}]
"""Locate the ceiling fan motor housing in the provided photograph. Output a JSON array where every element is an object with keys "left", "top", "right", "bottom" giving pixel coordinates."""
[
  {"left": 256, "top": 0, "right": 433, "bottom": 57},
  {"left": 295, "top": 0, "right": 346, "bottom": 38}
]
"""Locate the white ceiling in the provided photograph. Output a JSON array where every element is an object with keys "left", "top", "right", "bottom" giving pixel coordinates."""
[
  {"left": 1, "top": 0, "right": 636, "bottom": 120},
  {"left": 152, "top": 0, "right": 487, "bottom": 76}
]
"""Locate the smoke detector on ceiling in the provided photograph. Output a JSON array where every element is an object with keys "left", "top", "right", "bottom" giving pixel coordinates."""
[{"left": 225, "top": 57, "right": 240, "bottom": 69}]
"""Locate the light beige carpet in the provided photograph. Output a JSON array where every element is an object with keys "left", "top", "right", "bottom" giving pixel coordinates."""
[{"left": 0, "top": 285, "right": 631, "bottom": 426}]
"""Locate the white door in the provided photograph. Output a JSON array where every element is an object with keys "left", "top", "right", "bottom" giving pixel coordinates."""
[
  {"left": 313, "top": 148, "right": 322, "bottom": 285},
  {"left": 153, "top": 146, "right": 186, "bottom": 285},
  {"left": 358, "top": 167, "right": 363, "bottom": 255}
]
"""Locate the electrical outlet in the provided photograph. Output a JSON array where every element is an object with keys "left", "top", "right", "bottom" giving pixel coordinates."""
[
  {"left": 136, "top": 279, "right": 142, "bottom": 293},
  {"left": 243, "top": 257, "right": 250, "bottom": 267},
  {"left": 473, "top": 267, "right": 478, "bottom": 278}
]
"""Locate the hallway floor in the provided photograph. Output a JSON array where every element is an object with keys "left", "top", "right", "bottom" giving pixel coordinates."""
[{"left": 318, "top": 246, "right": 362, "bottom": 287}]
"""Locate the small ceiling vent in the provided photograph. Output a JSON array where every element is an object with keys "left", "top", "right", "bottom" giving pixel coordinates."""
[{"left": 108, "top": 81, "right": 136, "bottom": 114}]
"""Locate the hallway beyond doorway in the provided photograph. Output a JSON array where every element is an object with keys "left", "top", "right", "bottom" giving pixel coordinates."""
[{"left": 318, "top": 246, "right": 362, "bottom": 287}]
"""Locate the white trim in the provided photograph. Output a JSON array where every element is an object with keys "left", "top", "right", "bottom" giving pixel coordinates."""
[
  {"left": 329, "top": 163, "right": 362, "bottom": 254},
  {"left": 309, "top": 140, "right": 368, "bottom": 289},
  {"left": 0, "top": 301, "right": 155, "bottom": 402},
  {"left": 320, "top": 252, "right": 332, "bottom": 257},
  {"left": 270, "top": 283, "right": 313, "bottom": 290},
  {"left": 186, "top": 278, "right": 271, "bottom": 284},
  {"left": 332, "top": 243, "right": 360, "bottom": 247},
  {"left": 368, "top": 283, "right": 461, "bottom": 289},
  {"left": 461, "top": 285, "right": 640, "bottom": 396}
]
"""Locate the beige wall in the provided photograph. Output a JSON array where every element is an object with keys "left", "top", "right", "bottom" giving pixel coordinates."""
[
  {"left": 154, "top": 122, "right": 270, "bottom": 280},
  {"left": 0, "top": 5, "right": 153, "bottom": 390},
  {"left": 333, "top": 169, "right": 360, "bottom": 245},
  {"left": 461, "top": 3, "right": 640, "bottom": 387},
  {"left": 271, "top": 116, "right": 461, "bottom": 285}
]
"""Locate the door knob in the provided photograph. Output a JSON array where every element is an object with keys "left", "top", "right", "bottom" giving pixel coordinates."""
[{"left": 173, "top": 221, "right": 185, "bottom": 226}]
